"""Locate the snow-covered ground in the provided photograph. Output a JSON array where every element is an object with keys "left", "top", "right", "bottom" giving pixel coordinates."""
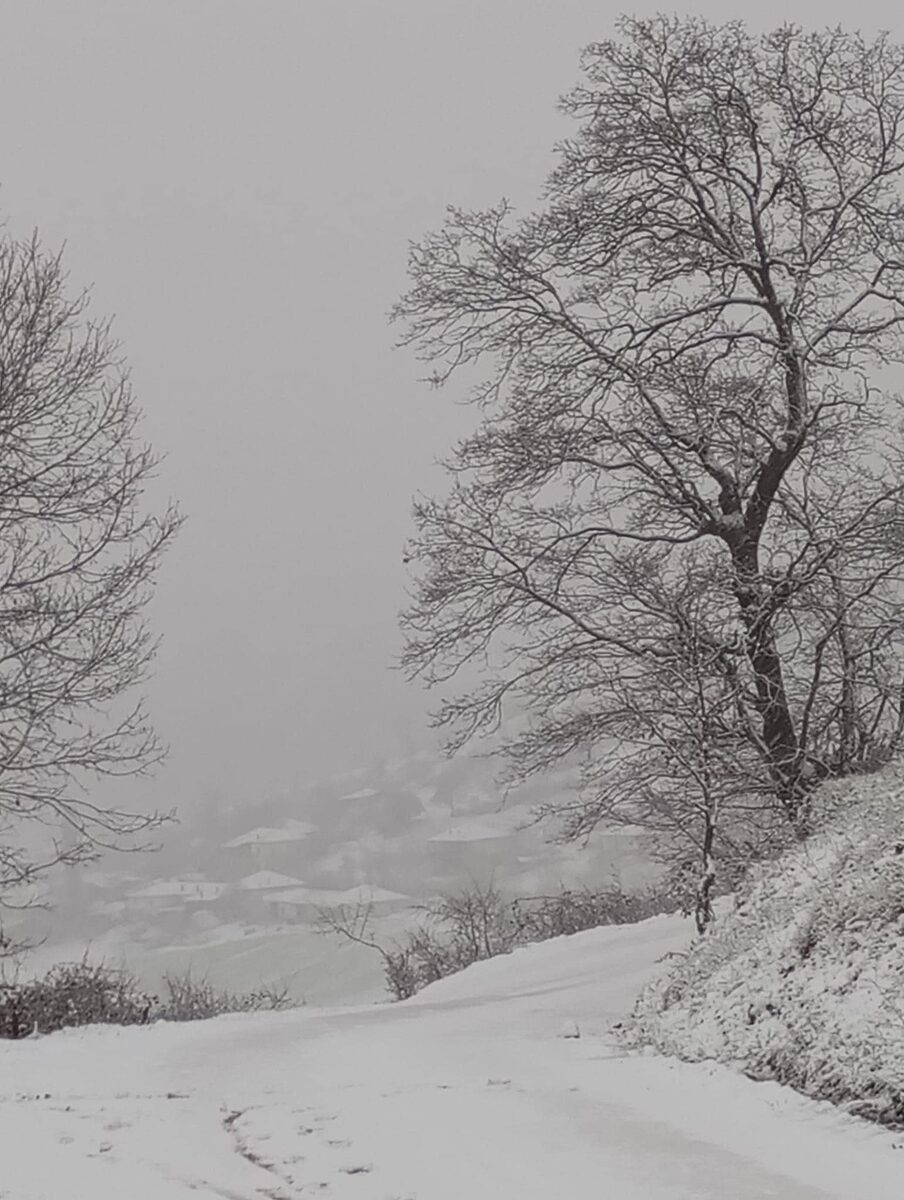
[
  {"left": 3, "top": 913, "right": 902, "bottom": 1199},
  {"left": 633, "top": 766, "right": 904, "bottom": 1124}
]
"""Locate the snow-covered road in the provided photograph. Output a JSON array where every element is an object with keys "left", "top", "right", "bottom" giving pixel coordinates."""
[{"left": 2, "top": 915, "right": 901, "bottom": 1199}]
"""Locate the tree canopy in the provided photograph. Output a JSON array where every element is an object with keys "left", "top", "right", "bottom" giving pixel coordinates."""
[
  {"left": 0, "top": 235, "right": 179, "bottom": 931},
  {"left": 395, "top": 16, "right": 904, "bottom": 925}
]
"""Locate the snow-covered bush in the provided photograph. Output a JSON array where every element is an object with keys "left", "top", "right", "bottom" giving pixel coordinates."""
[
  {"left": 0, "top": 962, "right": 154, "bottom": 1037},
  {"left": 327, "top": 881, "right": 680, "bottom": 1001},
  {"left": 376, "top": 884, "right": 519, "bottom": 1000},
  {"left": 0, "top": 962, "right": 296, "bottom": 1037},
  {"left": 511, "top": 886, "right": 671, "bottom": 941},
  {"left": 631, "top": 763, "right": 904, "bottom": 1127}
]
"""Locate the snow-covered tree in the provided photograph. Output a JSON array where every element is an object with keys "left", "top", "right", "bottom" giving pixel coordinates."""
[{"left": 395, "top": 17, "right": 904, "bottom": 908}]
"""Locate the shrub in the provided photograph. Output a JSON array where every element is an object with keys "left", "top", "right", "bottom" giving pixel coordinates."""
[
  {"left": 324, "top": 881, "right": 680, "bottom": 1001},
  {"left": 0, "top": 961, "right": 154, "bottom": 1038},
  {"left": 511, "top": 886, "right": 672, "bottom": 941},
  {"left": 158, "top": 970, "right": 294, "bottom": 1021},
  {"left": 0, "top": 961, "right": 297, "bottom": 1038}
]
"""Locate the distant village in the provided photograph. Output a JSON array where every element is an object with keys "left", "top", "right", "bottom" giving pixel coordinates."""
[{"left": 35, "top": 750, "right": 655, "bottom": 950}]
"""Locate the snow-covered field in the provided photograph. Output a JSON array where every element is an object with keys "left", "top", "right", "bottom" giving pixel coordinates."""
[
  {"left": 14, "top": 913, "right": 412, "bottom": 1008},
  {"left": 3, "top": 913, "right": 902, "bottom": 1199}
]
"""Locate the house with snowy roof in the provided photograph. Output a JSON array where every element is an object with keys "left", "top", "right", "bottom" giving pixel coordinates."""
[
  {"left": 426, "top": 814, "right": 526, "bottom": 882},
  {"left": 262, "top": 884, "right": 411, "bottom": 924},
  {"left": 235, "top": 870, "right": 306, "bottom": 920},
  {"left": 124, "top": 878, "right": 228, "bottom": 921},
  {"left": 222, "top": 820, "right": 316, "bottom": 873}
]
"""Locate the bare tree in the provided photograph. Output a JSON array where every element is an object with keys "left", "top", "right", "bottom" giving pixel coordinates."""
[
  {"left": 0, "top": 235, "right": 180, "bottom": 930},
  {"left": 516, "top": 553, "right": 785, "bottom": 930},
  {"left": 395, "top": 18, "right": 904, "bottom": 881}
]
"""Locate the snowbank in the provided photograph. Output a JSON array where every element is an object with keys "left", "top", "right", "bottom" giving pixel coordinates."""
[{"left": 632, "top": 763, "right": 904, "bottom": 1125}]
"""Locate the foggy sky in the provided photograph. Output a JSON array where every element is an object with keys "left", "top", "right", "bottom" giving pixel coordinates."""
[{"left": 0, "top": 0, "right": 898, "bottom": 812}]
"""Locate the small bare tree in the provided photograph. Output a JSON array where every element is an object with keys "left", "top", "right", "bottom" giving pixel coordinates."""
[
  {"left": 395, "top": 18, "right": 904, "bottom": 879},
  {"left": 517, "top": 554, "right": 784, "bottom": 930},
  {"left": 0, "top": 235, "right": 180, "bottom": 934}
]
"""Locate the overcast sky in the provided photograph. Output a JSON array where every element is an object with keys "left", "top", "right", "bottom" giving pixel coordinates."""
[{"left": 0, "top": 0, "right": 900, "bottom": 813}]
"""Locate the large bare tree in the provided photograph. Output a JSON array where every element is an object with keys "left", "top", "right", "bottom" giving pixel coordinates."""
[
  {"left": 0, "top": 235, "right": 180, "bottom": 927},
  {"left": 395, "top": 17, "right": 904, "bottom": 898}
]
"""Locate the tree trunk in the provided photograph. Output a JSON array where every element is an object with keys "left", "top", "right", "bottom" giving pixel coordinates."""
[
  {"left": 729, "top": 536, "right": 805, "bottom": 826},
  {"left": 695, "top": 817, "right": 717, "bottom": 935},
  {"left": 830, "top": 571, "right": 859, "bottom": 772}
]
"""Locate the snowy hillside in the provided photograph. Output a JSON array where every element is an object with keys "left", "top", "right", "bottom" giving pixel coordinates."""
[
  {"left": 633, "top": 763, "right": 904, "bottom": 1127},
  {"left": 4, "top": 912, "right": 904, "bottom": 1198}
]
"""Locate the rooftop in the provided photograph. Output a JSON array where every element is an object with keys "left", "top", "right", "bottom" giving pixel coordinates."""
[
  {"left": 262, "top": 884, "right": 411, "bottom": 909},
  {"left": 128, "top": 879, "right": 227, "bottom": 902},
  {"left": 428, "top": 821, "right": 517, "bottom": 844},
  {"left": 238, "top": 870, "right": 305, "bottom": 891},
  {"left": 223, "top": 820, "right": 316, "bottom": 848}
]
